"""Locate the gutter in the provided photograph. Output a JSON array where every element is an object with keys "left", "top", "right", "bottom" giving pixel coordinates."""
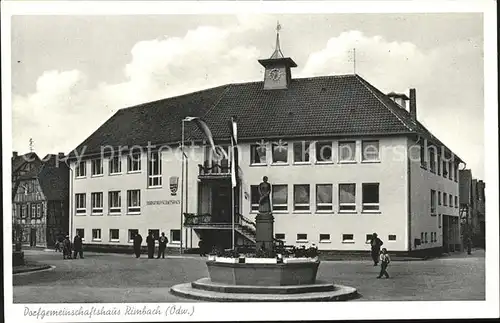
[{"left": 407, "top": 137, "right": 412, "bottom": 252}]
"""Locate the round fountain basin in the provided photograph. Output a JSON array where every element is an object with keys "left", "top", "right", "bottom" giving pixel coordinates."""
[{"left": 206, "top": 258, "right": 320, "bottom": 286}]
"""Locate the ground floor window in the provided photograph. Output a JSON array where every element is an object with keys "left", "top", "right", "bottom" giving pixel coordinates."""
[
  {"left": 296, "top": 233, "right": 308, "bottom": 242},
  {"left": 250, "top": 185, "right": 259, "bottom": 212},
  {"left": 109, "top": 229, "right": 120, "bottom": 242},
  {"left": 170, "top": 229, "right": 180, "bottom": 243},
  {"left": 149, "top": 229, "right": 160, "bottom": 240},
  {"left": 76, "top": 228, "right": 85, "bottom": 241},
  {"left": 319, "top": 234, "right": 330, "bottom": 243},
  {"left": 275, "top": 233, "right": 285, "bottom": 240},
  {"left": 388, "top": 234, "right": 396, "bottom": 241},
  {"left": 365, "top": 234, "right": 373, "bottom": 244},
  {"left": 92, "top": 229, "right": 102, "bottom": 241},
  {"left": 128, "top": 229, "right": 138, "bottom": 242},
  {"left": 342, "top": 234, "right": 354, "bottom": 243}
]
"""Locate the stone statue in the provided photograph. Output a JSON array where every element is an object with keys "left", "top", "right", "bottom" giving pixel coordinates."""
[{"left": 258, "top": 176, "right": 272, "bottom": 213}]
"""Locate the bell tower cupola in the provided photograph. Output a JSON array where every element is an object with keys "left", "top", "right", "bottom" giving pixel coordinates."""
[{"left": 258, "top": 21, "right": 297, "bottom": 90}]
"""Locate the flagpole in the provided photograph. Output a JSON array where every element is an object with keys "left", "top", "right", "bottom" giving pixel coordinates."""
[
  {"left": 180, "top": 119, "right": 185, "bottom": 255},
  {"left": 231, "top": 117, "right": 236, "bottom": 250}
]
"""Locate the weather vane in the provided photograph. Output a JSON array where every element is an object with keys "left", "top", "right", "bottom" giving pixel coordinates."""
[{"left": 29, "top": 138, "right": 34, "bottom": 152}]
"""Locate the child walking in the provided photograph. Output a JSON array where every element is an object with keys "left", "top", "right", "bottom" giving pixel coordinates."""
[{"left": 377, "top": 248, "right": 391, "bottom": 279}]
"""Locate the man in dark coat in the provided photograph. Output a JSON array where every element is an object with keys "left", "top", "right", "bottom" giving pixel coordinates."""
[
  {"left": 62, "top": 235, "right": 72, "bottom": 260},
  {"left": 370, "top": 233, "right": 384, "bottom": 266},
  {"left": 133, "top": 232, "right": 143, "bottom": 258},
  {"left": 73, "top": 232, "right": 84, "bottom": 259},
  {"left": 146, "top": 231, "right": 155, "bottom": 259},
  {"left": 157, "top": 232, "right": 168, "bottom": 259}
]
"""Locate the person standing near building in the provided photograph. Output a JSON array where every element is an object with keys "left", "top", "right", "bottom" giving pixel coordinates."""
[
  {"left": 157, "top": 232, "right": 168, "bottom": 259},
  {"left": 62, "top": 235, "right": 72, "bottom": 260},
  {"left": 133, "top": 232, "right": 143, "bottom": 258},
  {"left": 146, "top": 231, "right": 155, "bottom": 259},
  {"left": 370, "top": 233, "right": 383, "bottom": 266},
  {"left": 377, "top": 248, "right": 391, "bottom": 279},
  {"left": 73, "top": 232, "right": 84, "bottom": 259}
]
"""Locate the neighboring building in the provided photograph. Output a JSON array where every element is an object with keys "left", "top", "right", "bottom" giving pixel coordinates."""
[
  {"left": 12, "top": 153, "right": 70, "bottom": 247},
  {"left": 12, "top": 152, "right": 42, "bottom": 200},
  {"left": 460, "top": 169, "right": 485, "bottom": 248},
  {"left": 68, "top": 31, "right": 463, "bottom": 255}
]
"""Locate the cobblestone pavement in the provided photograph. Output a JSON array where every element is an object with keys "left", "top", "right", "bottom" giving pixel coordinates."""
[{"left": 12, "top": 249, "right": 485, "bottom": 303}]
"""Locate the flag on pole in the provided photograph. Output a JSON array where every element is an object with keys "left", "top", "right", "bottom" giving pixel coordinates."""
[
  {"left": 191, "top": 118, "right": 222, "bottom": 158},
  {"left": 229, "top": 116, "right": 238, "bottom": 188}
]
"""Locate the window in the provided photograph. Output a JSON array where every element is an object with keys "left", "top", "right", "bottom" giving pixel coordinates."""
[
  {"left": 437, "top": 155, "right": 441, "bottom": 175},
  {"left": 275, "top": 233, "right": 285, "bottom": 240},
  {"left": 272, "top": 141, "right": 288, "bottom": 164},
  {"left": 388, "top": 235, "right": 396, "bottom": 241},
  {"left": 36, "top": 204, "right": 42, "bottom": 218},
  {"left": 149, "top": 229, "right": 160, "bottom": 240},
  {"left": 425, "top": 232, "right": 428, "bottom": 243},
  {"left": 148, "top": 152, "right": 162, "bottom": 187},
  {"left": 91, "top": 159, "right": 103, "bottom": 176},
  {"left": 293, "top": 185, "right": 310, "bottom": 211},
  {"left": 339, "top": 184, "right": 356, "bottom": 212},
  {"left": 31, "top": 204, "right": 36, "bottom": 218},
  {"left": 342, "top": 234, "right": 354, "bottom": 243},
  {"left": 20, "top": 205, "right": 27, "bottom": 218},
  {"left": 128, "top": 229, "right": 138, "bottom": 242},
  {"left": 315, "top": 141, "right": 332, "bottom": 162},
  {"left": 438, "top": 191, "right": 441, "bottom": 205},
  {"left": 438, "top": 214, "right": 442, "bottom": 228},
  {"left": 75, "top": 193, "right": 86, "bottom": 215},
  {"left": 362, "top": 183, "right": 380, "bottom": 212},
  {"left": 365, "top": 234, "right": 373, "bottom": 244},
  {"left": 109, "top": 229, "right": 120, "bottom": 242},
  {"left": 443, "top": 161, "right": 448, "bottom": 178},
  {"left": 420, "top": 143, "right": 426, "bottom": 168},
  {"left": 338, "top": 141, "right": 356, "bottom": 162},
  {"left": 449, "top": 162, "right": 454, "bottom": 180},
  {"left": 91, "top": 192, "right": 103, "bottom": 215},
  {"left": 127, "top": 153, "right": 141, "bottom": 172},
  {"left": 454, "top": 164, "right": 459, "bottom": 182},
  {"left": 428, "top": 147, "right": 436, "bottom": 173},
  {"left": 449, "top": 194, "right": 453, "bottom": 207},
  {"left": 75, "top": 161, "right": 86, "bottom": 177},
  {"left": 250, "top": 185, "right": 260, "bottom": 212},
  {"left": 430, "top": 190, "right": 436, "bottom": 215},
  {"left": 296, "top": 233, "right": 308, "bottom": 242},
  {"left": 319, "top": 234, "right": 331, "bottom": 242},
  {"left": 109, "top": 156, "right": 122, "bottom": 174},
  {"left": 420, "top": 232, "right": 424, "bottom": 243},
  {"left": 76, "top": 228, "right": 85, "bottom": 241},
  {"left": 443, "top": 193, "right": 447, "bottom": 206},
  {"left": 455, "top": 196, "right": 458, "bottom": 208},
  {"left": 316, "top": 184, "right": 333, "bottom": 212},
  {"left": 170, "top": 229, "right": 180, "bottom": 243},
  {"left": 92, "top": 229, "right": 101, "bottom": 241},
  {"left": 293, "top": 141, "right": 311, "bottom": 163},
  {"left": 272, "top": 185, "right": 288, "bottom": 211},
  {"left": 250, "top": 144, "right": 267, "bottom": 165},
  {"left": 108, "top": 191, "right": 121, "bottom": 214},
  {"left": 362, "top": 140, "right": 380, "bottom": 161},
  {"left": 127, "top": 190, "right": 141, "bottom": 214}
]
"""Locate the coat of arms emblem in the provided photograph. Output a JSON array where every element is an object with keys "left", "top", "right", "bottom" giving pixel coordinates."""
[{"left": 169, "top": 176, "right": 179, "bottom": 196}]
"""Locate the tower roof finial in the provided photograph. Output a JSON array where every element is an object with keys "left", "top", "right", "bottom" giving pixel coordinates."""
[{"left": 270, "top": 20, "right": 284, "bottom": 59}]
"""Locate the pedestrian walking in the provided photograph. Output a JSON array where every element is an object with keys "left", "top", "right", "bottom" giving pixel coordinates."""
[
  {"left": 370, "top": 233, "right": 384, "bottom": 266},
  {"left": 133, "top": 232, "right": 143, "bottom": 258},
  {"left": 146, "top": 231, "right": 155, "bottom": 259},
  {"left": 73, "top": 232, "right": 84, "bottom": 259},
  {"left": 157, "top": 232, "right": 168, "bottom": 259},
  {"left": 377, "top": 248, "right": 391, "bottom": 279},
  {"left": 62, "top": 235, "right": 72, "bottom": 259},
  {"left": 198, "top": 239, "right": 206, "bottom": 257}
]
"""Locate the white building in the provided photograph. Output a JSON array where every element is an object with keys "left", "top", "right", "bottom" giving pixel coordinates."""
[{"left": 68, "top": 33, "right": 463, "bottom": 256}]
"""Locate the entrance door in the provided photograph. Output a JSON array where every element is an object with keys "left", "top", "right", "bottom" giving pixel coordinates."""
[
  {"left": 442, "top": 215, "right": 449, "bottom": 252},
  {"left": 211, "top": 183, "right": 232, "bottom": 223},
  {"left": 30, "top": 228, "right": 37, "bottom": 247}
]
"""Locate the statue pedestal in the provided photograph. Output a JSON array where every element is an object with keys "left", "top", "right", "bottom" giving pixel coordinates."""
[{"left": 255, "top": 212, "right": 274, "bottom": 251}]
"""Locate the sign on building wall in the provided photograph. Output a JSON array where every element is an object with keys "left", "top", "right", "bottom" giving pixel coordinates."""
[
  {"left": 146, "top": 200, "right": 181, "bottom": 206},
  {"left": 169, "top": 176, "right": 179, "bottom": 196}
]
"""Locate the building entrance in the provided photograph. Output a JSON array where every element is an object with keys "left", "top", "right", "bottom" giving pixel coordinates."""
[{"left": 211, "top": 183, "right": 232, "bottom": 223}]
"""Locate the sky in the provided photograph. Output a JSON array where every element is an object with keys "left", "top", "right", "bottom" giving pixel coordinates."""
[{"left": 11, "top": 13, "right": 484, "bottom": 178}]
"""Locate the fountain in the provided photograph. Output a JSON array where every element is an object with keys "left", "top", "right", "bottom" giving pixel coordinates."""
[{"left": 170, "top": 177, "right": 358, "bottom": 301}]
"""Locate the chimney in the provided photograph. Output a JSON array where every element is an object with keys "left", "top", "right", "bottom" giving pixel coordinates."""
[
  {"left": 13, "top": 151, "right": 18, "bottom": 158},
  {"left": 409, "top": 88, "right": 417, "bottom": 119},
  {"left": 58, "top": 152, "right": 65, "bottom": 159}
]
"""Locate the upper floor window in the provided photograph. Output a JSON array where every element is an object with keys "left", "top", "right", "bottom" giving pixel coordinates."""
[
  {"left": 443, "top": 161, "right": 448, "bottom": 178},
  {"left": 75, "top": 161, "right": 86, "bottom": 178},
  {"left": 449, "top": 162, "right": 454, "bottom": 180},
  {"left": 272, "top": 141, "right": 288, "bottom": 164},
  {"left": 428, "top": 147, "right": 436, "bottom": 173},
  {"left": 455, "top": 196, "right": 458, "bottom": 208},
  {"left": 362, "top": 140, "right": 380, "bottom": 162},
  {"left": 431, "top": 190, "right": 437, "bottom": 214},
  {"left": 250, "top": 144, "right": 267, "bottom": 165},
  {"left": 91, "top": 192, "right": 103, "bottom": 215},
  {"left": 108, "top": 191, "right": 121, "bottom": 214},
  {"left": 339, "top": 183, "right": 356, "bottom": 212},
  {"left": 437, "top": 155, "right": 441, "bottom": 175},
  {"left": 127, "top": 153, "right": 141, "bottom": 172},
  {"left": 91, "top": 159, "right": 103, "bottom": 176},
  {"left": 250, "top": 185, "right": 260, "bottom": 212},
  {"left": 20, "top": 205, "right": 27, "bottom": 218},
  {"left": 127, "top": 190, "right": 141, "bottom": 214},
  {"left": 109, "top": 156, "right": 122, "bottom": 174},
  {"left": 420, "top": 143, "right": 426, "bottom": 168},
  {"left": 449, "top": 194, "right": 453, "bottom": 207},
  {"left": 316, "top": 184, "right": 333, "bottom": 212},
  {"left": 148, "top": 152, "right": 162, "bottom": 187},
  {"left": 362, "top": 183, "right": 380, "bottom": 212},
  {"left": 338, "top": 141, "right": 356, "bottom": 162},
  {"left": 443, "top": 193, "right": 448, "bottom": 206},
  {"left": 272, "top": 185, "right": 288, "bottom": 211},
  {"left": 316, "top": 141, "right": 332, "bottom": 163},
  {"left": 454, "top": 164, "right": 459, "bottom": 182},
  {"left": 293, "top": 141, "right": 311, "bottom": 164},
  {"left": 438, "top": 191, "right": 441, "bottom": 205},
  {"left": 75, "top": 193, "right": 86, "bottom": 215},
  {"left": 293, "top": 184, "right": 310, "bottom": 211}
]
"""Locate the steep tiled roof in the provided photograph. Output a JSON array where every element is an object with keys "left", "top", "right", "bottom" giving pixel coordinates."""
[
  {"left": 69, "top": 74, "right": 461, "bottom": 161},
  {"left": 12, "top": 152, "right": 39, "bottom": 172}
]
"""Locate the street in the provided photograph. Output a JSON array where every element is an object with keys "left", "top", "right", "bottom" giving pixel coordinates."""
[{"left": 13, "top": 249, "right": 485, "bottom": 303}]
